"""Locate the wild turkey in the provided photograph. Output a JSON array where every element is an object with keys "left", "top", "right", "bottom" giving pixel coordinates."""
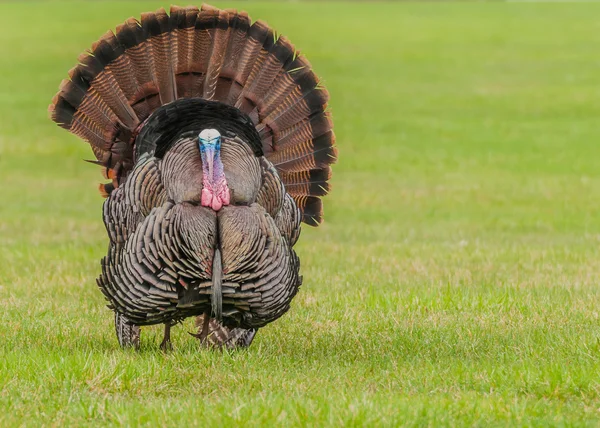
[{"left": 48, "top": 5, "right": 336, "bottom": 349}]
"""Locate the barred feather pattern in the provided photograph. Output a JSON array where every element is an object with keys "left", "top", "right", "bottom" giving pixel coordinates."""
[
  {"left": 97, "top": 138, "right": 302, "bottom": 334},
  {"left": 194, "top": 314, "right": 257, "bottom": 349}
]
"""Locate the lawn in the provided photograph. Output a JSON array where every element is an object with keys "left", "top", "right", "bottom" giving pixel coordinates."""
[{"left": 2, "top": 1, "right": 600, "bottom": 426}]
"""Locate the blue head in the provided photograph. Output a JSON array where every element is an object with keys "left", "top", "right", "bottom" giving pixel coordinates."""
[
  {"left": 198, "top": 128, "right": 222, "bottom": 176},
  {"left": 198, "top": 128, "right": 221, "bottom": 154}
]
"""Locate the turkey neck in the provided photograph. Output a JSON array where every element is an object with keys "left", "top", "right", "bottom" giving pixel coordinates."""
[
  {"left": 201, "top": 144, "right": 218, "bottom": 182},
  {"left": 200, "top": 144, "right": 230, "bottom": 211}
]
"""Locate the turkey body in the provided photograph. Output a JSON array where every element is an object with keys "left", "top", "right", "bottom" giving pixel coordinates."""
[
  {"left": 99, "top": 112, "right": 302, "bottom": 329},
  {"left": 49, "top": 5, "right": 336, "bottom": 349}
]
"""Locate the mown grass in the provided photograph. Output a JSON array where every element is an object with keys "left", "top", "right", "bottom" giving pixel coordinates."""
[{"left": 2, "top": 1, "right": 600, "bottom": 426}]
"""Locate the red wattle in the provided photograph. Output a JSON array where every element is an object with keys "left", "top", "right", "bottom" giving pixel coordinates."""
[
  {"left": 201, "top": 187, "right": 213, "bottom": 207},
  {"left": 201, "top": 182, "right": 230, "bottom": 211}
]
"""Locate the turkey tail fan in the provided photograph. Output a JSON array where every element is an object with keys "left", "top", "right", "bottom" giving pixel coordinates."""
[{"left": 49, "top": 4, "right": 336, "bottom": 225}]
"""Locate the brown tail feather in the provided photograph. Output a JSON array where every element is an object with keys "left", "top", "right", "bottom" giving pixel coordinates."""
[
  {"left": 49, "top": 4, "right": 336, "bottom": 225},
  {"left": 142, "top": 9, "right": 178, "bottom": 105},
  {"left": 215, "top": 12, "right": 251, "bottom": 102},
  {"left": 280, "top": 168, "right": 332, "bottom": 197},
  {"left": 226, "top": 20, "right": 272, "bottom": 107},
  {"left": 203, "top": 10, "right": 231, "bottom": 100},
  {"left": 263, "top": 112, "right": 333, "bottom": 154},
  {"left": 257, "top": 56, "right": 311, "bottom": 120},
  {"left": 269, "top": 131, "right": 337, "bottom": 172},
  {"left": 239, "top": 36, "right": 295, "bottom": 115}
]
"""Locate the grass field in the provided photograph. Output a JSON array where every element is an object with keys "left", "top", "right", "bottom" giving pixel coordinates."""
[{"left": 3, "top": 1, "right": 600, "bottom": 426}]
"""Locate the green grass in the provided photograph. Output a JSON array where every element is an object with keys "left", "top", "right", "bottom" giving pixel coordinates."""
[{"left": 2, "top": 1, "right": 600, "bottom": 426}]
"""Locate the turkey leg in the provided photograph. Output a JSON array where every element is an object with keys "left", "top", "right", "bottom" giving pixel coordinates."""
[
  {"left": 159, "top": 322, "right": 173, "bottom": 351},
  {"left": 197, "top": 310, "right": 211, "bottom": 343}
]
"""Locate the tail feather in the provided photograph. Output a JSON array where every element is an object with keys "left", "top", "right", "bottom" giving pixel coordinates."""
[
  {"left": 58, "top": 76, "right": 119, "bottom": 133},
  {"left": 263, "top": 112, "right": 333, "bottom": 154},
  {"left": 49, "top": 95, "right": 112, "bottom": 152},
  {"left": 203, "top": 10, "right": 231, "bottom": 101},
  {"left": 216, "top": 11, "right": 251, "bottom": 101},
  {"left": 226, "top": 20, "right": 271, "bottom": 106},
  {"left": 80, "top": 65, "right": 139, "bottom": 129},
  {"left": 78, "top": 34, "right": 141, "bottom": 129},
  {"left": 280, "top": 168, "right": 332, "bottom": 197},
  {"left": 242, "top": 36, "right": 295, "bottom": 118},
  {"left": 171, "top": 5, "right": 197, "bottom": 75},
  {"left": 258, "top": 56, "right": 311, "bottom": 120},
  {"left": 112, "top": 20, "right": 156, "bottom": 122},
  {"left": 171, "top": 6, "right": 199, "bottom": 100},
  {"left": 93, "top": 37, "right": 142, "bottom": 120},
  {"left": 295, "top": 195, "right": 323, "bottom": 226},
  {"left": 119, "top": 18, "right": 159, "bottom": 111},
  {"left": 264, "top": 85, "right": 329, "bottom": 135},
  {"left": 142, "top": 9, "right": 178, "bottom": 104},
  {"left": 49, "top": 5, "right": 336, "bottom": 224},
  {"left": 270, "top": 131, "right": 337, "bottom": 172}
]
